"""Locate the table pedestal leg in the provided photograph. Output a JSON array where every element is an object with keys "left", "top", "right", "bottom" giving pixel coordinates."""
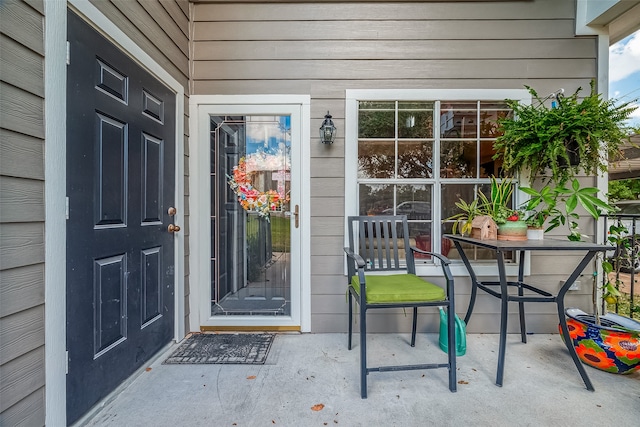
[
  {"left": 496, "top": 250, "right": 508, "bottom": 386},
  {"left": 556, "top": 250, "right": 597, "bottom": 391}
]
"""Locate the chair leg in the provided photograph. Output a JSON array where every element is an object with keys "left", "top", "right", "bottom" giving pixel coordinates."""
[
  {"left": 348, "top": 292, "right": 353, "bottom": 350},
  {"left": 447, "top": 304, "right": 457, "bottom": 392},
  {"left": 360, "top": 304, "right": 367, "bottom": 398},
  {"left": 410, "top": 307, "right": 418, "bottom": 347}
]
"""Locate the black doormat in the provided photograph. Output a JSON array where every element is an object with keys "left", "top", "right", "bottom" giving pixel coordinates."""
[{"left": 163, "top": 333, "right": 274, "bottom": 365}]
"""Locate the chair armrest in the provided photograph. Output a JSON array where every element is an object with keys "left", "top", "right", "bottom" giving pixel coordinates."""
[
  {"left": 410, "top": 246, "right": 451, "bottom": 265},
  {"left": 411, "top": 246, "right": 455, "bottom": 297},
  {"left": 344, "top": 247, "right": 366, "bottom": 268}
]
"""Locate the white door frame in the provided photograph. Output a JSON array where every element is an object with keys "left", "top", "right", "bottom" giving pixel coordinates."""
[
  {"left": 45, "top": 2, "right": 185, "bottom": 425},
  {"left": 189, "top": 95, "right": 311, "bottom": 331}
]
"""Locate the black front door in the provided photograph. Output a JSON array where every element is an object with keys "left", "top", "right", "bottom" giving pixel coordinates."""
[{"left": 66, "top": 11, "right": 176, "bottom": 424}]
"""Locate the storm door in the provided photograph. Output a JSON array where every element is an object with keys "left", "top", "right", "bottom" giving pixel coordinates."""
[
  {"left": 211, "top": 116, "right": 292, "bottom": 317},
  {"left": 66, "top": 11, "right": 176, "bottom": 424}
]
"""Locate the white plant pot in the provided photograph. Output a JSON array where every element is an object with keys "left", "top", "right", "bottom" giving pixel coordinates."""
[{"left": 527, "top": 228, "right": 544, "bottom": 240}]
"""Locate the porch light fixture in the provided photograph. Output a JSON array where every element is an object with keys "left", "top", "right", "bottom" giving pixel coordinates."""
[{"left": 319, "top": 111, "right": 336, "bottom": 144}]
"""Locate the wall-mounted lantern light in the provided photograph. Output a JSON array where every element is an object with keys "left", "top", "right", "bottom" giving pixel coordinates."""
[{"left": 319, "top": 111, "right": 336, "bottom": 144}]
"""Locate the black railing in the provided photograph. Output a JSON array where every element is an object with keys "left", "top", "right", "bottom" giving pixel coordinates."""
[{"left": 602, "top": 213, "right": 639, "bottom": 319}]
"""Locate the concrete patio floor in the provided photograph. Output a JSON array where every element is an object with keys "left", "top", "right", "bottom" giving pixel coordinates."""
[{"left": 80, "top": 333, "right": 639, "bottom": 427}]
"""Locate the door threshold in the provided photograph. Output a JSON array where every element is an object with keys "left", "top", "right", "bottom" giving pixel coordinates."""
[{"left": 200, "top": 325, "right": 301, "bottom": 332}]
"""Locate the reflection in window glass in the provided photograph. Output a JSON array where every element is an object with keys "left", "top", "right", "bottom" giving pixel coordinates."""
[
  {"left": 440, "top": 140, "right": 476, "bottom": 178},
  {"left": 398, "top": 102, "right": 434, "bottom": 138},
  {"left": 358, "top": 140, "right": 395, "bottom": 178},
  {"left": 440, "top": 102, "right": 477, "bottom": 139},
  {"left": 358, "top": 102, "right": 395, "bottom": 138},
  {"left": 480, "top": 140, "right": 501, "bottom": 177},
  {"left": 359, "top": 184, "right": 393, "bottom": 216},
  {"left": 398, "top": 141, "right": 433, "bottom": 178},
  {"left": 479, "top": 102, "right": 511, "bottom": 138}
]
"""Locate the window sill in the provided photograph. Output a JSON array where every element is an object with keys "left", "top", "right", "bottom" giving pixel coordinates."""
[{"left": 415, "top": 262, "right": 523, "bottom": 278}]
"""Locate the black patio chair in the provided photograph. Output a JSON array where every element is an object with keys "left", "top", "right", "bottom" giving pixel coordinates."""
[{"left": 344, "top": 215, "right": 457, "bottom": 398}]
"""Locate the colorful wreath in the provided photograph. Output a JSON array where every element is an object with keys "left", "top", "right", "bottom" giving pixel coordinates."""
[{"left": 226, "top": 157, "right": 286, "bottom": 221}]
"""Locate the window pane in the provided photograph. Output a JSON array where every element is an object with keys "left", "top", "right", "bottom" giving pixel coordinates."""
[
  {"left": 479, "top": 140, "right": 501, "bottom": 178},
  {"left": 396, "top": 184, "right": 432, "bottom": 220},
  {"left": 441, "top": 183, "right": 478, "bottom": 222},
  {"left": 398, "top": 102, "right": 434, "bottom": 138},
  {"left": 440, "top": 102, "right": 477, "bottom": 138},
  {"left": 479, "top": 102, "right": 510, "bottom": 138},
  {"left": 398, "top": 140, "right": 433, "bottom": 178},
  {"left": 358, "top": 140, "right": 395, "bottom": 178},
  {"left": 396, "top": 184, "right": 433, "bottom": 261},
  {"left": 359, "top": 184, "right": 393, "bottom": 216},
  {"left": 358, "top": 101, "right": 395, "bottom": 138},
  {"left": 440, "top": 140, "right": 476, "bottom": 178}
]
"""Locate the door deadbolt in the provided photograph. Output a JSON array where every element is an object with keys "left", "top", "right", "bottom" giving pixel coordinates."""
[{"left": 168, "top": 207, "right": 177, "bottom": 216}]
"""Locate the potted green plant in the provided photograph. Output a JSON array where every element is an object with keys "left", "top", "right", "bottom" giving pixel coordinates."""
[
  {"left": 446, "top": 176, "right": 527, "bottom": 240},
  {"left": 477, "top": 176, "right": 527, "bottom": 240},
  {"left": 518, "top": 179, "right": 613, "bottom": 241},
  {"left": 447, "top": 198, "right": 483, "bottom": 236},
  {"left": 493, "top": 80, "right": 637, "bottom": 185}
]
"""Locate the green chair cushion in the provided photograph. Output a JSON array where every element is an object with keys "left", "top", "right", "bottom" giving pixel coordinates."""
[{"left": 351, "top": 274, "right": 446, "bottom": 303}]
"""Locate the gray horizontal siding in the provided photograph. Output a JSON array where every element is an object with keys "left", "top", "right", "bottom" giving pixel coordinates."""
[
  {"left": 0, "top": 347, "right": 45, "bottom": 414},
  {"left": 312, "top": 311, "right": 568, "bottom": 333},
  {"left": 194, "top": 38, "right": 596, "bottom": 61},
  {"left": 0, "top": 388, "right": 45, "bottom": 427},
  {"left": 0, "top": 34, "right": 45, "bottom": 97},
  {"left": 194, "top": 59, "right": 596, "bottom": 80},
  {"left": 0, "top": 264, "right": 45, "bottom": 318},
  {"left": 0, "top": 83, "right": 44, "bottom": 140},
  {"left": 0, "top": 1, "right": 45, "bottom": 424},
  {"left": 195, "top": 19, "right": 579, "bottom": 41},
  {"left": 192, "top": 0, "right": 598, "bottom": 334},
  {"left": 194, "top": 78, "right": 597, "bottom": 101},
  {"left": 0, "top": 176, "right": 45, "bottom": 223},
  {"left": 0, "top": 129, "right": 45, "bottom": 181},
  {"left": 0, "top": 0, "right": 44, "bottom": 55},
  {"left": 193, "top": 1, "right": 572, "bottom": 21},
  {"left": 0, "top": 305, "right": 45, "bottom": 365}
]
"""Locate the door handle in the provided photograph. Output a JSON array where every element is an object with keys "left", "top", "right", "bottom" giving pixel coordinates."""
[
  {"left": 168, "top": 224, "right": 181, "bottom": 233},
  {"left": 293, "top": 204, "right": 299, "bottom": 229}
]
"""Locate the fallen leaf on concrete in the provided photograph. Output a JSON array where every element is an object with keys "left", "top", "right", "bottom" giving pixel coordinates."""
[
  {"left": 145, "top": 367, "right": 152, "bottom": 372},
  {"left": 247, "top": 375, "right": 256, "bottom": 380},
  {"left": 458, "top": 380, "right": 469, "bottom": 384},
  {"left": 311, "top": 404, "right": 325, "bottom": 411}
]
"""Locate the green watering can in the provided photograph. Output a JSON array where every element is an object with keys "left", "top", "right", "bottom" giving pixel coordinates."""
[{"left": 438, "top": 307, "right": 467, "bottom": 356}]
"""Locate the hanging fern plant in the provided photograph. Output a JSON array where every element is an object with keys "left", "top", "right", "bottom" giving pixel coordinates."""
[{"left": 493, "top": 80, "right": 637, "bottom": 185}]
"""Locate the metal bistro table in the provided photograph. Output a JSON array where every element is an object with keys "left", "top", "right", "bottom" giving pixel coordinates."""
[{"left": 444, "top": 234, "right": 612, "bottom": 391}]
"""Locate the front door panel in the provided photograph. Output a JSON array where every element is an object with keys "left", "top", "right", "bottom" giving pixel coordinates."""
[{"left": 66, "top": 11, "right": 176, "bottom": 424}]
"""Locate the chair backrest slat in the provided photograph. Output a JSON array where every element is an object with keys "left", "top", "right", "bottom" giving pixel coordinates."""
[{"left": 347, "top": 215, "right": 413, "bottom": 273}]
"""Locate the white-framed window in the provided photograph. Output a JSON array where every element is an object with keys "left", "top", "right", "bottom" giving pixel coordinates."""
[{"left": 345, "top": 89, "right": 530, "bottom": 276}]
